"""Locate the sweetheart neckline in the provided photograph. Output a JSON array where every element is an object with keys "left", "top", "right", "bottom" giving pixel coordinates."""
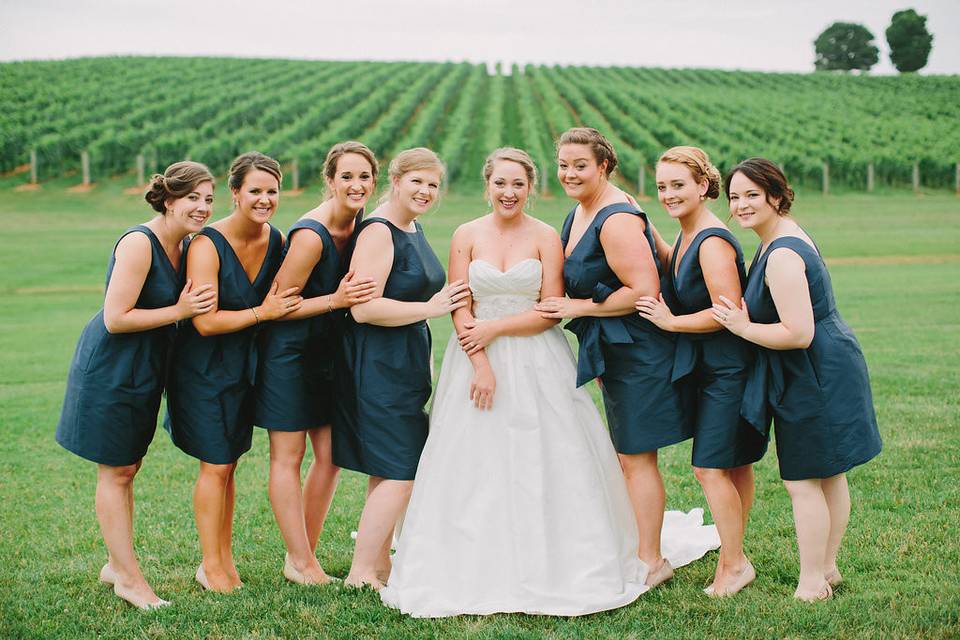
[{"left": 470, "top": 258, "right": 542, "bottom": 274}]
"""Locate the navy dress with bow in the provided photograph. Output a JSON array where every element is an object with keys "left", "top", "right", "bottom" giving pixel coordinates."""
[
  {"left": 333, "top": 218, "right": 446, "bottom": 480},
  {"left": 165, "top": 225, "right": 283, "bottom": 464},
  {"left": 741, "top": 236, "right": 881, "bottom": 480},
  {"left": 663, "top": 227, "right": 768, "bottom": 468},
  {"left": 561, "top": 203, "right": 692, "bottom": 454},
  {"left": 56, "top": 225, "right": 184, "bottom": 466}
]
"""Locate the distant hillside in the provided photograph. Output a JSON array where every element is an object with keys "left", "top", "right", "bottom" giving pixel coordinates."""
[{"left": 2, "top": 56, "right": 957, "bottom": 191}]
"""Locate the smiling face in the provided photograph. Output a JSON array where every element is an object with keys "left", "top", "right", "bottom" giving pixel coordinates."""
[
  {"left": 393, "top": 168, "right": 442, "bottom": 217},
  {"left": 327, "top": 152, "right": 375, "bottom": 213},
  {"left": 487, "top": 159, "right": 530, "bottom": 218},
  {"left": 656, "top": 161, "right": 707, "bottom": 220},
  {"left": 727, "top": 171, "right": 781, "bottom": 230},
  {"left": 557, "top": 143, "right": 606, "bottom": 201},
  {"left": 166, "top": 180, "right": 214, "bottom": 233},
  {"left": 233, "top": 169, "right": 280, "bottom": 224}
]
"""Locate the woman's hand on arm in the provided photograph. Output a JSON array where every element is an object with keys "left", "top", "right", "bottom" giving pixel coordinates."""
[
  {"left": 639, "top": 235, "right": 741, "bottom": 333},
  {"left": 103, "top": 232, "right": 216, "bottom": 333},
  {"left": 713, "top": 247, "right": 814, "bottom": 349},
  {"left": 349, "top": 223, "right": 469, "bottom": 327},
  {"left": 189, "top": 235, "right": 301, "bottom": 337}
]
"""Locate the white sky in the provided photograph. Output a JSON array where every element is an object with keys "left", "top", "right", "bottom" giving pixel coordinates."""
[{"left": 1, "top": 0, "right": 958, "bottom": 74}]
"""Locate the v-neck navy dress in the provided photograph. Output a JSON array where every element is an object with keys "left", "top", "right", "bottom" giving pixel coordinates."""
[
  {"left": 165, "top": 225, "right": 283, "bottom": 464},
  {"left": 256, "top": 218, "right": 348, "bottom": 431},
  {"left": 56, "top": 225, "right": 184, "bottom": 466},
  {"left": 663, "top": 227, "right": 768, "bottom": 469},
  {"left": 741, "top": 236, "right": 881, "bottom": 480},
  {"left": 561, "top": 203, "right": 692, "bottom": 454},
  {"left": 333, "top": 218, "right": 446, "bottom": 480}
]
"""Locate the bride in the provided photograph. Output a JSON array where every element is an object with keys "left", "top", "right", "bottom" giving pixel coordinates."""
[{"left": 379, "top": 148, "right": 718, "bottom": 617}]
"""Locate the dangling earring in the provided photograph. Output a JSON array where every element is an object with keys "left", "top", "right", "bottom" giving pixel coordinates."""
[{"left": 699, "top": 194, "right": 706, "bottom": 201}]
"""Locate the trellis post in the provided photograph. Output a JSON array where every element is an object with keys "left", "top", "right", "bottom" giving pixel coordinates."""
[
  {"left": 867, "top": 162, "right": 874, "bottom": 193},
  {"left": 81, "top": 150, "right": 91, "bottom": 186},
  {"left": 291, "top": 157, "right": 300, "bottom": 191},
  {"left": 821, "top": 161, "right": 829, "bottom": 196},
  {"left": 637, "top": 163, "right": 646, "bottom": 199},
  {"left": 912, "top": 162, "right": 920, "bottom": 194},
  {"left": 30, "top": 149, "right": 38, "bottom": 184},
  {"left": 136, "top": 154, "right": 145, "bottom": 186}
]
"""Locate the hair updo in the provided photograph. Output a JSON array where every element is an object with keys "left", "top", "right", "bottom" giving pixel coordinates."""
[
  {"left": 482, "top": 147, "right": 538, "bottom": 194},
  {"left": 658, "top": 146, "right": 721, "bottom": 199},
  {"left": 724, "top": 157, "right": 795, "bottom": 215},
  {"left": 322, "top": 141, "right": 379, "bottom": 200},
  {"left": 143, "top": 161, "right": 214, "bottom": 213},
  {"left": 228, "top": 151, "right": 282, "bottom": 192},
  {"left": 557, "top": 127, "right": 618, "bottom": 176}
]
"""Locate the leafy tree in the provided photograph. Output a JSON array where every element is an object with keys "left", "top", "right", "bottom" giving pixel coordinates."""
[
  {"left": 886, "top": 9, "right": 934, "bottom": 73},
  {"left": 814, "top": 22, "right": 880, "bottom": 71}
]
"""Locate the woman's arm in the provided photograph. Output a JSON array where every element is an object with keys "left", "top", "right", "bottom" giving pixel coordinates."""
[
  {"left": 637, "top": 236, "right": 742, "bottom": 333},
  {"left": 189, "top": 234, "right": 302, "bottom": 337},
  {"left": 103, "top": 231, "right": 216, "bottom": 333},
  {"left": 276, "top": 229, "right": 377, "bottom": 322},
  {"left": 349, "top": 223, "right": 469, "bottom": 327},
  {"left": 713, "top": 247, "right": 815, "bottom": 349},
  {"left": 536, "top": 212, "right": 659, "bottom": 319}
]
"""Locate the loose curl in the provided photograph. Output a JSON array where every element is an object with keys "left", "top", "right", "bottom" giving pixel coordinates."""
[
  {"left": 143, "top": 161, "right": 214, "bottom": 213},
  {"left": 557, "top": 127, "right": 618, "bottom": 176},
  {"left": 228, "top": 151, "right": 282, "bottom": 192},
  {"left": 658, "top": 146, "right": 721, "bottom": 200},
  {"left": 724, "top": 157, "right": 795, "bottom": 215}
]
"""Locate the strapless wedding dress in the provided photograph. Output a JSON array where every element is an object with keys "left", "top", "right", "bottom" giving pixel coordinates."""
[{"left": 380, "top": 259, "right": 719, "bottom": 617}]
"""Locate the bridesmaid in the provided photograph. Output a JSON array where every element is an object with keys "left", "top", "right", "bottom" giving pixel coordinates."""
[
  {"left": 636, "top": 146, "right": 767, "bottom": 596},
  {"left": 165, "top": 151, "right": 302, "bottom": 593},
  {"left": 56, "top": 161, "right": 216, "bottom": 609},
  {"left": 255, "top": 141, "right": 378, "bottom": 585},
  {"left": 714, "top": 158, "right": 882, "bottom": 601},
  {"left": 333, "top": 147, "right": 470, "bottom": 589},
  {"left": 536, "top": 127, "right": 690, "bottom": 587}
]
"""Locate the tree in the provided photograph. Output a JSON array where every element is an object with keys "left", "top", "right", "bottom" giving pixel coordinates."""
[
  {"left": 814, "top": 22, "right": 880, "bottom": 71},
  {"left": 886, "top": 9, "right": 934, "bottom": 73}
]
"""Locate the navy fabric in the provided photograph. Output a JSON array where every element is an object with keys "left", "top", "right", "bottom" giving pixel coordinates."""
[
  {"left": 255, "top": 219, "right": 349, "bottom": 430},
  {"left": 561, "top": 203, "right": 691, "bottom": 454},
  {"left": 164, "top": 225, "right": 283, "bottom": 464},
  {"left": 741, "top": 235, "right": 881, "bottom": 480},
  {"left": 333, "top": 218, "right": 446, "bottom": 480},
  {"left": 663, "top": 227, "right": 768, "bottom": 468},
  {"left": 56, "top": 226, "right": 183, "bottom": 466}
]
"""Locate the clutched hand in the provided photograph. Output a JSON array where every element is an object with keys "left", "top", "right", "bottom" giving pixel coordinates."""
[
  {"left": 712, "top": 295, "right": 750, "bottom": 336},
  {"left": 458, "top": 319, "right": 500, "bottom": 355},
  {"left": 636, "top": 293, "right": 675, "bottom": 331},
  {"left": 333, "top": 270, "right": 378, "bottom": 308},
  {"left": 534, "top": 296, "right": 583, "bottom": 320}
]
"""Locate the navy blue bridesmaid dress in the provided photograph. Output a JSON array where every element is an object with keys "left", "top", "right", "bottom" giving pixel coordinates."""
[
  {"left": 56, "top": 225, "right": 184, "bottom": 466},
  {"left": 741, "top": 236, "right": 881, "bottom": 480},
  {"left": 561, "top": 203, "right": 692, "bottom": 453},
  {"left": 333, "top": 217, "right": 446, "bottom": 480},
  {"left": 164, "top": 225, "right": 283, "bottom": 464},
  {"left": 255, "top": 219, "right": 348, "bottom": 431},
  {"left": 663, "top": 227, "right": 768, "bottom": 468}
]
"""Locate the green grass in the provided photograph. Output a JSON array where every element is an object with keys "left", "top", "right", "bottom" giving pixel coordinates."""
[{"left": 1, "top": 180, "right": 958, "bottom": 639}]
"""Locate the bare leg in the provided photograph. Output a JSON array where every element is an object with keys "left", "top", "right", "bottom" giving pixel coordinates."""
[
  {"left": 729, "top": 464, "right": 756, "bottom": 529},
  {"left": 784, "top": 478, "right": 831, "bottom": 599},
  {"left": 694, "top": 466, "right": 753, "bottom": 594},
  {"left": 268, "top": 430, "right": 328, "bottom": 583},
  {"left": 619, "top": 452, "right": 667, "bottom": 575},
  {"left": 193, "top": 462, "right": 234, "bottom": 592},
  {"left": 304, "top": 426, "right": 341, "bottom": 554},
  {"left": 345, "top": 477, "right": 413, "bottom": 589},
  {"left": 222, "top": 463, "right": 241, "bottom": 588},
  {"left": 95, "top": 462, "right": 166, "bottom": 608},
  {"left": 821, "top": 473, "right": 850, "bottom": 585}
]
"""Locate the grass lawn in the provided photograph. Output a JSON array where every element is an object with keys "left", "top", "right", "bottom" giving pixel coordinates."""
[{"left": 1, "top": 175, "right": 958, "bottom": 639}]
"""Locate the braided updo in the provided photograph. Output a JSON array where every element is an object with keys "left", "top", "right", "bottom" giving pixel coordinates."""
[
  {"left": 658, "top": 146, "right": 721, "bottom": 200},
  {"left": 144, "top": 161, "right": 214, "bottom": 213}
]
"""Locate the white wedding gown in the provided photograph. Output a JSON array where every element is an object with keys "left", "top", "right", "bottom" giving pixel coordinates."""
[{"left": 379, "top": 259, "right": 720, "bottom": 617}]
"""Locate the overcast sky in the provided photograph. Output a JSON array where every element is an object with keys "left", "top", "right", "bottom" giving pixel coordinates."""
[{"left": 1, "top": 0, "right": 958, "bottom": 74}]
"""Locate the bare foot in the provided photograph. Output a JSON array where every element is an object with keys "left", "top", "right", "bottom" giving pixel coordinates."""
[
  {"left": 344, "top": 573, "right": 385, "bottom": 591},
  {"left": 284, "top": 554, "right": 334, "bottom": 585},
  {"left": 644, "top": 558, "right": 674, "bottom": 588},
  {"left": 99, "top": 563, "right": 117, "bottom": 586},
  {"left": 794, "top": 581, "right": 833, "bottom": 602},
  {"left": 223, "top": 561, "right": 243, "bottom": 590},
  {"left": 112, "top": 576, "right": 170, "bottom": 610},
  {"left": 196, "top": 564, "right": 235, "bottom": 593},
  {"left": 825, "top": 568, "right": 843, "bottom": 587},
  {"left": 705, "top": 561, "right": 755, "bottom": 597}
]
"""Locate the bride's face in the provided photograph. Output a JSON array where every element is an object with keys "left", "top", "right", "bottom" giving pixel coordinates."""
[{"left": 487, "top": 160, "right": 530, "bottom": 219}]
